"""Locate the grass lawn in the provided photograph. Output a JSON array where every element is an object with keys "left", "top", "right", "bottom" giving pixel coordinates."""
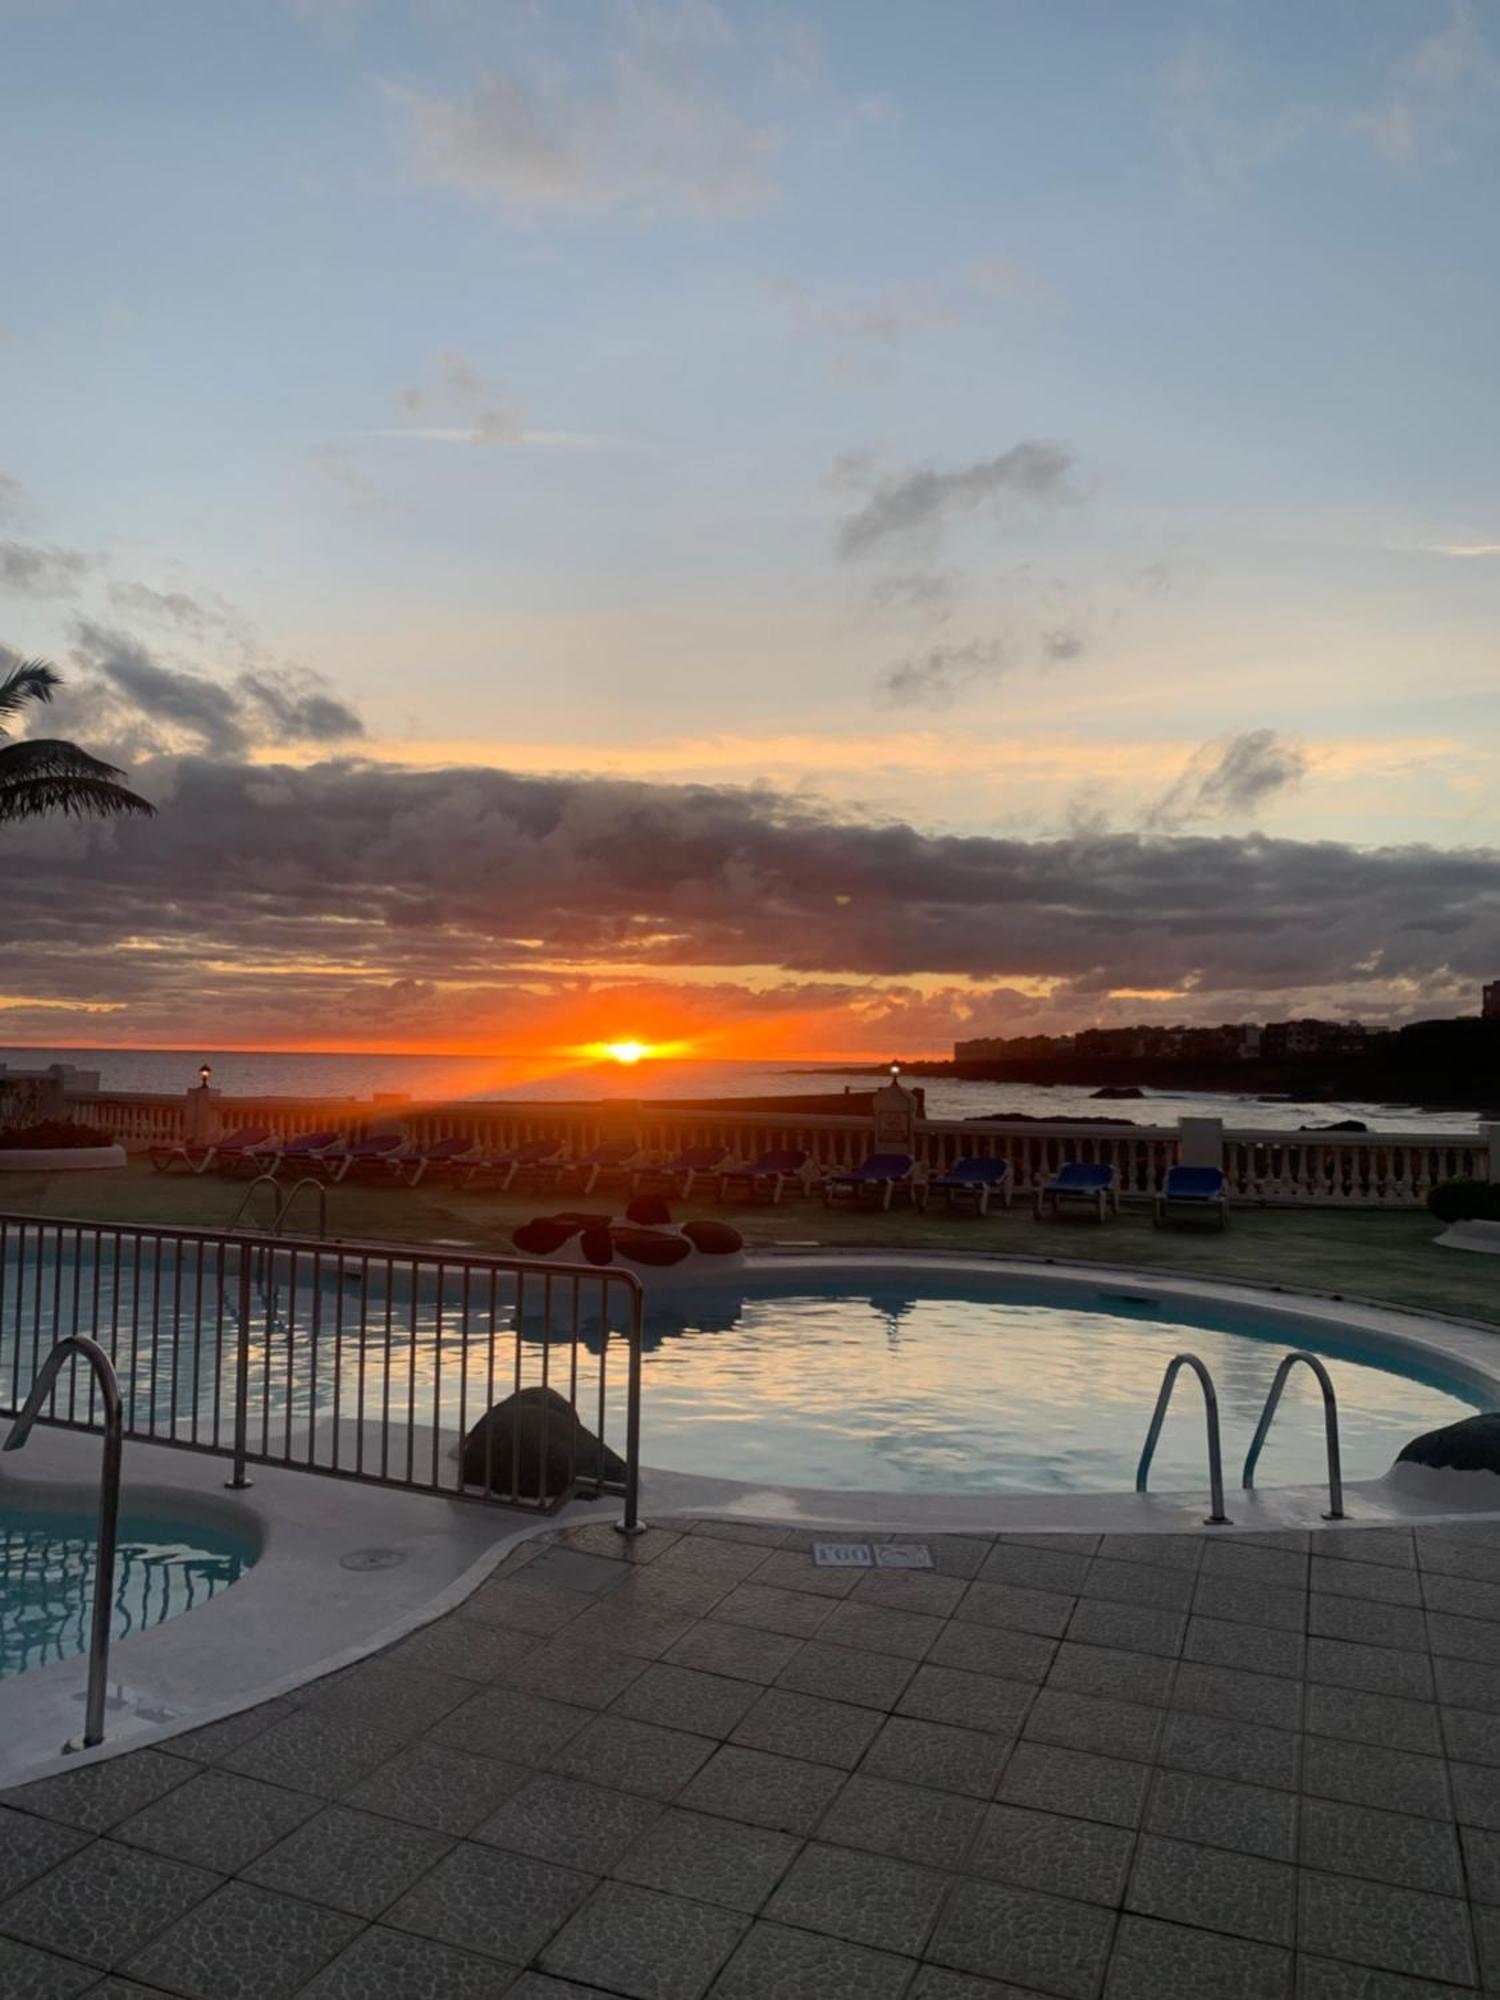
[{"left": 0, "top": 1160, "right": 1495, "bottom": 1329}]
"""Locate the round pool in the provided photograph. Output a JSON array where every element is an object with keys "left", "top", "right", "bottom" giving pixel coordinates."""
[
  {"left": 0, "top": 1502, "right": 256, "bottom": 1681},
  {"left": 624, "top": 1268, "right": 1495, "bottom": 1494}
]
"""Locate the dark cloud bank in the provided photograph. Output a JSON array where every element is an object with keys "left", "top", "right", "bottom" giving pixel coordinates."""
[{"left": 7, "top": 757, "right": 1497, "bottom": 1029}]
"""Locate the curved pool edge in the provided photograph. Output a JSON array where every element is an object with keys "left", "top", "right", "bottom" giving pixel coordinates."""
[{"left": 0, "top": 1424, "right": 612, "bottom": 1791}]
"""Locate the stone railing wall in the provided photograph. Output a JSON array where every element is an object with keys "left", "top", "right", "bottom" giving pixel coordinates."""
[{"left": 58, "top": 1086, "right": 1500, "bottom": 1207}]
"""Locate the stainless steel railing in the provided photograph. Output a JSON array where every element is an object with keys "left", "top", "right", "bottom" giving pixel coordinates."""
[
  {"left": 226, "top": 1174, "right": 328, "bottom": 1240},
  {"left": 1135, "top": 1352, "right": 1231, "bottom": 1524},
  {"left": 1242, "top": 1350, "right": 1345, "bottom": 1520},
  {"left": 4, "top": 1335, "right": 123, "bottom": 1749},
  {"left": 0, "top": 1216, "right": 645, "bottom": 1528}
]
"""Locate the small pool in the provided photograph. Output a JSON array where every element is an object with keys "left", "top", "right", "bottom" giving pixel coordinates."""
[
  {"left": 0, "top": 1503, "right": 256, "bottom": 1681},
  {"left": 627, "top": 1273, "right": 1492, "bottom": 1494}
]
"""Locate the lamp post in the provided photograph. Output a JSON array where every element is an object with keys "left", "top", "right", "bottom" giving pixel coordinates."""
[{"left": 198, "top": 1063, "right": 213, "bottom": 1091}]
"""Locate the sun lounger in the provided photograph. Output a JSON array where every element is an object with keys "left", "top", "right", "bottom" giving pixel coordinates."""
[
  {"left": 399, "top": 1136, "right": 480, "bottom": 1186},
  {"left": 548, "top": 1140, "right": 646, "bottom": 1197},
  {"left": 317, "top": 1132, "right": 409, "bottom": 1183},
  {"left": 1155, "top": 1164, "right": 1228, "bottom": 1229},
  {"left": 255, "top": 1129, "right": 342, "bottom": 1177},
  {"left": 716, "top": 1148, "right": 812, "bottom": 1205},
  {"left": 823, "top": 1152, "right": 917, "bottom": 1211},
  {"left": 1035, "top": 1161, "right": 1118, "bottom": 1222},
  {"left": 925, "top": 1157, "right": 1011, "bottom": 1215},
  {"left": 458, "top": 1139, "right": 568, "bottom": 1190},
  {"left": 632, "top": 1145, "right": 732, "bottom": 1199},
  {"left": 149, "top": 1125, "right": 272, "bottom": 1175}
]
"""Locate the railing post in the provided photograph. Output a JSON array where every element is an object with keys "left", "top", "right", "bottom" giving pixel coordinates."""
[
  {"left": 227, "top": 1249, "right": 253, "bottom": 1490},
  {"left": 1136, "top": 1352, "right": 1230, "bottom": 1524},
  {"left": 1483, "top": 1123, "right": 1500, "bottom": 1189},
  {"left": 1242, "top": 1351, "right": 1345, "bottom": 1520},
  {"left": 614, "top": 1278, "right": 646, "bottom": 1537}
]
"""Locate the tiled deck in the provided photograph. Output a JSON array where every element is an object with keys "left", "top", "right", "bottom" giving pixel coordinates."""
[{"left": 7, "top": 1515, "right": 1500, "bottom": 1997}]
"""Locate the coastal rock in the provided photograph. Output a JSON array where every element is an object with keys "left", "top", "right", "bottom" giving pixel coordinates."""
[
  {"left": 461, "top": 1387, "right": 626, "bottom": 1500},
  {"left": 1091, "top": 1086, "right": 1146, "bottom": 1100},
  {"left": 1298, "top": 1119, "right": 1368, "bottom": 1133},
  {"left": 1396, "top": 1413, "right": 1500, "bottom": 1476}
]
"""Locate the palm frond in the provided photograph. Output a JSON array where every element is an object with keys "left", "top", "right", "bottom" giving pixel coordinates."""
[
  {"left": 0, "top": 774, "right": 156, "bottom": 825},
  {"left": 0, "top": 736, "right": 132, "bottom": 785},
  {"left": 0, "top": 658, "right": 61, "bottom": 730}
]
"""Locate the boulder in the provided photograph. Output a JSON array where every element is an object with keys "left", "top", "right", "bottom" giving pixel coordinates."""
[
  {"left": 461, "top": 1387, "right": 626, "bottom": 1500},
  {"left": 1396, "top": 1413, "right": 1500, "bottom": 1475}
]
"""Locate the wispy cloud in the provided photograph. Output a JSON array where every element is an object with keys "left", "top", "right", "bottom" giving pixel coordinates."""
[
  {"left": 1419, "top": 541, "right": 1500, "bottom": 558},
  {"left": 1146, "top": 729, "right": 1307, "bottom": 831},
  {"left": 0, "top": 541, "right": 93, "bottom": 597},
  {"left": 398, "top": 347, "right": 523, "bottom": 446},
  {"left": 836, "top": 443, "right": 1077, "bottom": 561}
]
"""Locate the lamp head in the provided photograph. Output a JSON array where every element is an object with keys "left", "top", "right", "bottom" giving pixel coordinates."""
[{"left": 198, "top": 1063, "right": 213, "bottom": 1088}]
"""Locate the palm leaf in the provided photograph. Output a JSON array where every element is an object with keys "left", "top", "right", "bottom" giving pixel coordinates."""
[
  {"left": 0, "top": 773, "right": 156, "bottom": 824},
  {"left": 0, "top": 736, "right": 133, "bottom": 785},
  {"left": 0, "top": 658, "right": 60, "bottom": 730}
]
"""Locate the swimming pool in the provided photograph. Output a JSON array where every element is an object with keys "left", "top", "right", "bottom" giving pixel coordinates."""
[
  {"left": 0, "top": 1502, "right": 255, "bottom": 1681},
  {"left": 625, "top": 1272, "right": 1490, "bottom": 1494}
]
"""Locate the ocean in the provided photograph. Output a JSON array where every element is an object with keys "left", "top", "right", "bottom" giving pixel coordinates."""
[{"left": 0, "top": 1047, "right": 1482, "bottom": 1134}]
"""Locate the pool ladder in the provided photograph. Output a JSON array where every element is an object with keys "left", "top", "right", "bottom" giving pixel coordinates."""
[
  {"left": 1136, "top": 1349, "right": 1345, "bottom": 1524},
  {"left": 3, "top": 1337, "right": 123, "bottom": 1750}
]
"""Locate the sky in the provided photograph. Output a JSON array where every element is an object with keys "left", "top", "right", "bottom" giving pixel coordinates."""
[{"left": 2, "top": 0, "right": 1499, "bottom": 1059}]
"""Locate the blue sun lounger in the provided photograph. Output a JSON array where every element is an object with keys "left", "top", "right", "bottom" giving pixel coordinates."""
[
  {"left": 716, "top": 1148, "right": 812, "bottom": 1205},
  {"left": 1035, "top": 1161, "right": 1118, "bottom": 1222},
  {"left": 632, "top": 1145, "right": 733, "bottom": 1199},
  {"left": 1155, "top": 1164, "right": 1228, "bottom": 1229},
  {"left": 925, "top": 1157, "right": 1011, "bottom": 1216},
  {"left": 823, "top": 1152, "right": 916, "bottom": 1211}
]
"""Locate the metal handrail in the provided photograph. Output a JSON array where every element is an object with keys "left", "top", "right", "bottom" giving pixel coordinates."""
[
  {"left": 226, "top": 1174, "right": 327, "bottom": 1240},
  {"left": 226, "top": 1174, "right": 281, "bottom": 1234},
  {"left": 1136, "top": 1352, "right": 1231, "bottom": 1524},
  {"left": 1242, "top": 1350, "right": 1345, "bottom": 1519},
  {"left": 4, "top": 1336, "right": 123, "bottom": 1749}
]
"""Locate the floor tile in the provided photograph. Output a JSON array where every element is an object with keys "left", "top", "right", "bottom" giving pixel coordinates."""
[
  {"left": 1046, "top": 1641, "right": 1176, "bottom": 1708},
  {"left": 731, "top": 1689, "right": 882, "bottom": 1770},
  {"left": 648, "top": 1536, "right": 771, "bottom": 1584},
  {"left": 1300, "top": 1739, "right": 1449, "bottom": 1820},
  {"left": 300, "top": 1660, "right": 470, "bottom": 1735},
  {"left": 1145, "top": 1769, "right": 1298, "bottom": 1862},
  {"left": 666, "top": 1621, "right": 804, "bottom": 1686},
  {"left": 1096, "top": 1534, "right": 1204, "bottom": 1573},
  {"left": 221, "top": 1709, "right": 416, "bottom": 1797},
  {"left": 295, "top": 1923, "right": 520, "bottom": 2000},
  {"left": 1439, "top": 1703, "right": 1500, "bottom": 1768},
  {"left": 1200, "top": 1543, "right": 1309, "bottom": 1592},
  {"left": 1193, "top": 1578, "right": 1307, "bottom": 1634},
  {"left": 1159, "top": 1712, "right": 1301, "bottom": 1791},
  {"left": 1461, "top": 1822, "right": 1500, "bottom": 1904},
  {"left": 1307, "top": 1597, "right": 1428, "bottom": 1654},
  {"left": 1298, "top": 1798, "right": 1462, "bottom": 1896},
  {"left": 386, "top": 1614, "right": 539, "bottom": 1682},
  {"left": 997, "top": 1741, "right": 1150, "bottom": 1828},
  {"left": 1447, "top": 1759, "right": 1500, "bottom": 1829},
  {"left": 1294, "top": 1952, "right": 1465, "bottom": 1997},
  {"left": 1297, "top": 1872, "right": 1475, "bottom": 1985},
  {"left": 817, "top": 1600, "right": 946, "bottom": 1660},
  {"left": 816, "top": 1771, "right": 983, "bottom": 1868},
  {"left": 1127, "top": 1834, "right": 1295, "bottom": 1945},
  {"left": 708, "top": 1919, "right": 915, "bottom": 1999},
  {"left": 1185, "top": 1618, "right": 1306, "bottom": 1681},
  {"left": 1306, "top": 1639, "right": 1432, "bottom": 1701},
  {"left": 541, "top": 1880, "right": 748, "bottom": 2000},
  {"left": 681, "top": 1520, "right": 791, "bottom": 1550},
  {"left": 929, "top": 1877, "right": 1116, "bottom": 1997},
  {"left": 2, "top": 1749, "right": 192, "bottom": 1835},
  {"left": 0, "top": 1838, "right": 217, "bottom": 1969},
  {"left": 1065, "top": 1599, "right": 1186, "bottom": 1659},
  {"left": 777, "top": 1640, "right": 917, "bottom": 1711},
  {"left": 767, "top": 1841, "right": 950, "bottom": 1954},
  {"left": 1104, "top": 1913, "right": 1291, "bottom": 1998},
  {"left": 155, "top": 1699, "right": 298, "bottom": 1769},
  {"left": 975, "top": 1542, "right": 1093, "bottom": 1596},
  {"left": 747, "top": 1550, "right": 863, "bottom": 1599},
  {"left": 0, "top": 1935, "right": 97, "bottom": 1999},
  {"left": 241, "top": 1804, "right": 453, "bottom": 1916},
  {"left": 968, "top": 1802, "right": 1133, "bottom": 1905},
  {"left": 460, "top": 1576, "right": 585, "bottom": 1638},
  {"left": 898, "top": 1663, "right": 1033, "bottom": 1736},
  {"left": 343, "top": 1740, "right": 532, "bottom": 1835},
  {"left": 474, "top": 1772, "right": 661, "bottom": 1873},
  {"left": 1308, "top": 1557, "right": 1421, "bottom": 1608},
  {"left": 861, "top": 1714, "right": 1011, "bottom": 1800},
  {"left": 957, "top": 1580, "right": 1076, "bottom": 1640},
  {"left": 709, "top": 1585, "right": 835, "bottom": 1641},
  {"left": 1023, "top": 1688, "right": 1162, "bottom": 1762},
  {"left": 504, "top": 1640, "right": 650, "bottom": 1711},
  {"left": 613, "top": 1663, "right": 761, "bottom": 1739},
  {"left": 1422, "top": 1612, "right": 1500, "bottom": 1668},
  {"left": 550, "top": 1713, "right": 716, "bottom": 1799},
  {"left": 1083, "top": 1556, "right": 1195, "bottom": 1612},
  {"left": 122, "top": 1880, "right": 362, "bottom": 1999},
  {"left": 1317, "top": 1529, "right": 1416, "bottom": 1572},
  {"left": 1172, "top": 1663, "right": 1304, "bottom": 1733},
  {"left": 430, "top": 1688, "right": 593, "bottom": 1767},
  {"left": 384, "top": 1840, "right": 594, "bottom": 1962},
  {"left": 613, "top": 1808, "right": 800, "bottom": 1913},
  {"left": 0, "top": 1807, "right": 91, "bottom": 1900},
  {"left": 851, "top": 1570, "right": 970, "bottom": 1619},
  {"left": 113, "top": 1767, "right": 319, "bottom": 1874},
  {"left": 926, "top": 1620, "right": 1056, "bottom": 1686},
  {"left": 1302, "top": 1686, "right": 1442, "bottom": 1758},
  {"left": 679, "top": 1745, "right": 845, "bottom": 1834},
  {"left": 1434, "top": 1655, "right": 1500, "bottom": 1713}
]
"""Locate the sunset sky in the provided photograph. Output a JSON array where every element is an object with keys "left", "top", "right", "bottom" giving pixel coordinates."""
[{"left": 3, "top": 0, "right": 1499, "bottom": 1058}]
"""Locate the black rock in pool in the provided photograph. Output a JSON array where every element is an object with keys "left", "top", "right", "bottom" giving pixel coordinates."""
[{"left": 1396, "top": 1412, "right": 1500, "bottom": 1474}]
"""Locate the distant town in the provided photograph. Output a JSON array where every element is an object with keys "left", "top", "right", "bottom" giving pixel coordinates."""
[{"left": 919, "top": 983, "right": 1500, "bottom": 1112}]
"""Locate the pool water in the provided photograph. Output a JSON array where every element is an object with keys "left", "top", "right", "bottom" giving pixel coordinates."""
[
  {"left": 0, "top": 1507, "right": 254, "bottom": 1680},
  {"left": 625, "top": 1278, "right": 1489, "bottom": 1493}
]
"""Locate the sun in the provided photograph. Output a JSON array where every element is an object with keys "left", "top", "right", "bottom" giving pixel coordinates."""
[{"left": 600, "top": 1040, "right": 649, "bottom": 1065}]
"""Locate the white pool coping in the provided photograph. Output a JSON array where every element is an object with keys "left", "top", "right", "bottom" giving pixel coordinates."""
[{"left": 3, "top": 1248, "right": 1499, "bottom": 1788}]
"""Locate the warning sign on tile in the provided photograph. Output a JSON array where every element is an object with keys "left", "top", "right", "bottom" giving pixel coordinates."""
[
  {"left": 874, "top": 1543, "right": 934, "bottom": 1569},
  {"left": 810, "top": 1541, "right": 874, "bottom": 1568}
]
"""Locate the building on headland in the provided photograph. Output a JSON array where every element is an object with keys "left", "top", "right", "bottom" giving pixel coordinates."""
[{"left": 1486, "top": 981, "right": 1500, "bottom": 1022}]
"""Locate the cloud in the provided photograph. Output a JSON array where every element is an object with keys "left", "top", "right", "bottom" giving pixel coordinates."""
[
  {"left": 68, "top": 621, "right": 362, "bottom": 757},
  {"left": 310, "top": 443, "right": 389, "bottom": 507},
  {"left": 1040, "top": 627, "right": 1085, "bottom": 665},
  {"left": 105, "top": 580, "right": 255, "bottom": 644},
  {"left": 836, "top": 443, "right": 1076, "bottom": 560},
  {"left": 1147, "top": 729, "right": 1308, "bottom": 831},
  {"left": 0, "top": 542, "right": 93, "bottom": 597},
  {"left": 0, "top": 472, "right": 31, "bottom": 527},
  {"left": 3, "top": 757, "right": 1497, "bottom": 1050},
  {"left": 398, "top": 348, "right": 523, "bottom": 446},
  {"left": 876, "top": 638, "right": 1010, "bottom": 709},
  {"left": 1419, "top": 541, "right": 1500, "bottom": 558},
  {"left": 769, "top": 276, "right": 951, "bottom": 351},
  {"left": 385, "top": 1, "right": 778, "bottom": 217}
]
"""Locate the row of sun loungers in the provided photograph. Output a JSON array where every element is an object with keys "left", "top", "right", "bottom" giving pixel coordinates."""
[{"left": 149, "top": 1126, "right": 1228, "bottom": 1223}]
